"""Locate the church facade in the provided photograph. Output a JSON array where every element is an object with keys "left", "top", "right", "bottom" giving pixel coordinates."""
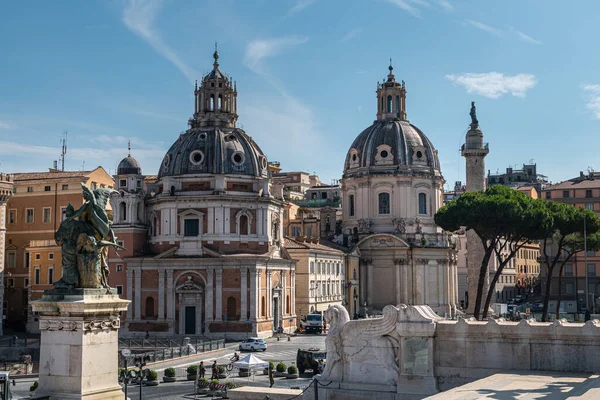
[
  {"left": 108, "top": 50, "right": 296, "bottom": 338},
  {"left": 341, "top": 64, "right": 458, "bottom": 317}
]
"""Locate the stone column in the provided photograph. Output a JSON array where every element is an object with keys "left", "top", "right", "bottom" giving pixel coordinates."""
[
  {"left": 266, "top": 271, "right": 272, "bottom": 319},
  {"left": 402, "top": 259, "right": 409, "bottom": 304},
  {"left": 126, "top": 269, "right": 133, "bottom": 321},
  {"left": 205, "top": 268, "right": 214, "bottom": 327},
  {"left": 134, "top": 268, "right": 141, "bottom": 320},
  {"left": 257, "top": 270, "right": 262, "bottom": 319},
  {"left": 166, "top": 269, "right": 174, "bottom": 321},
  {"left": 158, "top": 269, "right": 165, "bottom": 320},
  {"left": 394, "top": 259, "right": 402, "bottom": 305},
  {"left": 0, "top": 175, "right": 13, "bottom": 336},
  {"left": 290, "top": 270, "right": 296, "bottom": 316},
  {"left": 240, "top": 268, "right": 248, "bottom": 320},
  {"left": 366, "top": 259, "right": 373, "bottom": 307},
  {"left": 282, "top": 271, "right": 287, "bottom": 315},
  {"left": 249, "top": 269, "right": 257, "bottom": 320},
  {"left": 359, "top": 259, "right": 367, "bottom": 308},
  {"left": 31, "top": 290, "right": 130, "bottom": 400},
  {"left": 215, "top": 269, "right": 223, "bottom": 321}
]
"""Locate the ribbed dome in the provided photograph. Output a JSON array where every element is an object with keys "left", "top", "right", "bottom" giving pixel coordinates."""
[
  {"left": 343, "top": 120, "right": 440, "bottom": 177},
  {"left": 117, "top": 156, "right": 142, "bottom": 175},
  {"left": 158, "top": 127, "right": 269, "bottom": 178}
]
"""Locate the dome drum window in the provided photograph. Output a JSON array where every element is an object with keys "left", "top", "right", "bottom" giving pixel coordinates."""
[
  {"left": 189, "top": 150, "right": 205, "bottom": 166},
  {"left": 375, "top": 144, "right": 393, "bottom": 166},
  {"left": 231, "top": 151, "right": 245, "bottom": 166},
  {"left": 348, "top": 149, "right": 360, "bottom": 168},
  {"left": 412, "top": 145, "right": 427, "bottom": 164}
]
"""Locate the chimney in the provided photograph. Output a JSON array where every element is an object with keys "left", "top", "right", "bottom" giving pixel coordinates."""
[{"left": 53, "top": 160, "right": 58, "bottom": 170}]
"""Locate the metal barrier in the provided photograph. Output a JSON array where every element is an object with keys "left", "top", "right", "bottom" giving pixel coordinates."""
[{"left": 118, "top": 339, "right": 225, "bottom": 365}]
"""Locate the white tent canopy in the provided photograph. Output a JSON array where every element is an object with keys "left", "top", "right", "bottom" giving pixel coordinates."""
[{"left": 233, "top": 353, "right": 269, "bottom": 370}]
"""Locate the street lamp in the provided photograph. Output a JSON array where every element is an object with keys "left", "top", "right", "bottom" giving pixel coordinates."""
[{"left": 584, "top": 213, "right": 589, "bottom": 312}]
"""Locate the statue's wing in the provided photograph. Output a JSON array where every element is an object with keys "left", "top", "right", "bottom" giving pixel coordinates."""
[{"left": 342, "top": 305, "right": 399, "bottom": 341}]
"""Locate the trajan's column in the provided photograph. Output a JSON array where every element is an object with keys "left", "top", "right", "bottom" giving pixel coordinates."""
[
  {"left": 0, "top": 173, "right": 13, "bottom": 336},
  {"left": 461, "top": 102, "right": 489, "bottom": 315}
]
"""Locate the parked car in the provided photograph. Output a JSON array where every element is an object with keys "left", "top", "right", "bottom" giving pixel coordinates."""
[
  {"left": 239, "top": 337, "right": 267, "bottom": 352},
  {"left": 296, "top": 348, "right": 327, "bottom": 375}
]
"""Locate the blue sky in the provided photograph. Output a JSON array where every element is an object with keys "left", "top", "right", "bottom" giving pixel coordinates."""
[{"left": 1, "top": 0, "right": 600, "bottom": 188}]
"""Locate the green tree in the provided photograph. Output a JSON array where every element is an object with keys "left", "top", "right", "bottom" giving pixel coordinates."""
[
  {"left": 435, "top": 186, "right": 550, "bottom": 319},
  {"left": 537, "top": 201, "right": 600, "bottom": 321}
]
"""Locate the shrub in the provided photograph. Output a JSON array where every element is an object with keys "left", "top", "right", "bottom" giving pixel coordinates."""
[
  {"left": 147, "top": 370, "right": 158, "bottom": 381},
  {"left": 164, "top": 367, "right": 176, "bottom": 378},
  {"left": 268, "top": 361, "right": 275, "bottom": 370},
  {"left": 287, "top": 365, "right": 298, "bottom": 374},
  {"left": 276, "top": 362, "right": 287, "bottom": 373},
  {"left": 218, "top": 365, "right": 226, "bottom": 374},
  {"left": 186, "top": 365, "right": 198, "bottom": 375},
  {"left": 210, "top": 379, "right": 220, "bottom": 387},
  {"left": 199, "top": 377, "right": 208, "bottom": 383},
  {"left": 225, "top": 382, "right": 236, "bottom": 389},
  {"left": 30, "top": 381, "right": 39, "bottom": 392}
]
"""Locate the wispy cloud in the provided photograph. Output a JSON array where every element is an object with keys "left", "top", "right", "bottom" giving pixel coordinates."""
[
  {"left": 465, "top": 19, "right": 503, "bottom": 37},
  {"left": 122, "top": 0, "right": 198, "bottom": 82},
  {"left": 510, "top": 27, "right": 542, "bottom": 45},
  {"left": 0, "top": 120, "right": 16, "bottom": 129},
  {"left": 341, "top": 27, "right": 362, "bottom": 42},
  {"left": 243, "top": 36, "right": 309, "bottom": 82},
  {"left": 466, "top": 20, "right": 542, "bottom": 45},
  {"left": 446, "top": 72, "right": 537, "bottom": 99},
  {"left": 288, "top": 0, "right": 317, "bottom": 15},
  {"left": 582, "top": 85, "right": 600, "bottom": 119},
  {"left": 384, "top": 0, "right": 453, "bottom": 17}
]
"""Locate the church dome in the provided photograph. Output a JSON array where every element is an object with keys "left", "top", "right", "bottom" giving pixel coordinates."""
[
  {"left": 158, "top": 127, "right": 268, "bottom": 178},
  {"left": 343, "top": 62, "right": 440, "bottom": 178},
  {"left": 117, "top": 156, "right": 142, "bottom": 175}
]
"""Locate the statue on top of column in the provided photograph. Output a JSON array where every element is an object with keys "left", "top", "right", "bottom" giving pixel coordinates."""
[
  {"left": 470, "top": 101, "right": 479, "bottom": 126},
  {"left": 53, "top": 183, "right": 124, "bottom": 291}
]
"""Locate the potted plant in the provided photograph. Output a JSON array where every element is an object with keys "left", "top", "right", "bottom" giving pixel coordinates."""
[
  {"left": 264, "top": 360, "right": 274, "bottom": 375},
  {"left": 209, "top": 379, "right": 221, "bottom": 396},
  {"left": 186, "top": 365, "right": 198, "bottom": 381},
  {"left": 275, "top": 362, "right": 287, "bottom": 378},
  {"left": 286, "top": 365, "right": 299, "bottom": 379},
  {"left": 145, "top": 370, "right": 159, "bottom": 386},
  {"left": 163, "top": 367, "right": 177, "bottom": 383},
  {"left": 217, "top": 365, "right": 227, "bottom": 379},
  {"left": 197, "top": 377, "right": 210, "bottom": 394}
]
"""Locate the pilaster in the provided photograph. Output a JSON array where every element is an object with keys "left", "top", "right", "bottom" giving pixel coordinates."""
[
  {"left": 125, "top": 269, "right": 133, "bottom": 321},
  {"left": 166, "top": 269, "right": 174, "bottom": 320},
  {"left": 134, "top": 268, "right": 141, "bottom": 320},
  {"left": 240, "top": 268, "right": 248, "bottom": 320},
  {"left": 158, "top": 269, "right": 165, "bottom": 320},
  {"left": 215, "top": 269, "right": 223, "bottom": 321},
  {"left": 205, "top": 268, "right": 214, "bottom": 324},
  {"left": 249, "top": 269, "right": 257, "bottom": 320}
]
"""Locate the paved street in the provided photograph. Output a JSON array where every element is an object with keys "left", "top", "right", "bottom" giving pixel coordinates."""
[{"left": 11, "top": 334, "right": 326, "bottom": 399}]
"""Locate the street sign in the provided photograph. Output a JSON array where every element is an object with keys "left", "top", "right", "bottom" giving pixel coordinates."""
[{"left": 121, "top": 349, "right": 131, "bottom": 357}]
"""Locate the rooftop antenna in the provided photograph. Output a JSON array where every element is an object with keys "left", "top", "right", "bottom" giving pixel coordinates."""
[{"left": 59, "top": 131, "right": 68, "bottom": 171}]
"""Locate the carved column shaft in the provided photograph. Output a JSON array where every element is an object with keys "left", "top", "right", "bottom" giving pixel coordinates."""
[{"left": 158, "top": 269, "right": 165, "bottom": 320}]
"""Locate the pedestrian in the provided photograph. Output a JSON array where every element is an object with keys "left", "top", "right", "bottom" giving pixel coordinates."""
[
  {"left": 268, "top": 364, "right": 274, "bottom": 388},
  {"left": 211, "top": 360, "right": 218, "bottom": 380},
  {"left": 585, "top": 309, "right": 591, "bottom": 322},
  {"left": 12, "top": 335, "right": 18, "bottom": 347},
  {"left": 199, "top": 361, "right": 205, "bottom": 379},
  {"left": 145, "top": 331, "right": 150, "bottom": 339}
]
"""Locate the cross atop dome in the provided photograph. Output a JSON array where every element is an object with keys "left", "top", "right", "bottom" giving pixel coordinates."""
[
  {"left": 213, "top": 41, "right": 219, "bottom": 69},
  {"left": 376, "top": 59, "right": 407, "bottom": 121}
]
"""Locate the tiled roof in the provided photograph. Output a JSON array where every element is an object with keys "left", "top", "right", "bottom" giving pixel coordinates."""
[
  {"left": 13, "top": 170, "right": 92, "bottom": 181},
  {"left": 545, "top": 179, "right": 600, "bottom": 190},
  {"left": 283, "top": 236, "right": 345, "bottom": 254}
]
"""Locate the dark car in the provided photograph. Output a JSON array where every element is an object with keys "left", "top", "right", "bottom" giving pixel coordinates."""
[{"left": 296, "top": 348, "right": 327, "bottom": 375}]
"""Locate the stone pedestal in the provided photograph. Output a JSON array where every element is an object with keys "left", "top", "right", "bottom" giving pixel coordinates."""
[{"left": 31, "top": 289, "right": 130, "bottom": 400}]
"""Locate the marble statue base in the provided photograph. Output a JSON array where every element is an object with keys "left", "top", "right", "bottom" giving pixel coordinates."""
[{"left": 31, "top": 289, "right": 130, "bottom": 400}]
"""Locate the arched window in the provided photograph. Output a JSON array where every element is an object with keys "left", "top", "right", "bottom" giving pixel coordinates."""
[
  {"left": 239, "top": 215, "right": 248, "bottom": 235},
  {"left": 210, "top": 94, "right": 215, "bottom": 111},
  {"left": 119, "top": 202, "right": 127, "bottom": 221},
  {"left": 381, "top": 96, "right": 384, "bottom": 111},
  {"left": 396, "top": 95, "right": 400, "bottom": 115},
  {"left": 387, "top": 95, "right": 393, "bottom": 113},
  {"left": 261, "top": 296, "right": 266, "bottom": 317},
  {"left": 227, "top": 296, "right": 237, "bottom": 320},
  {"left": 218, "top": 94, "right": 223, "bottom": 110},
  {"left": 418, "top": 193, "right": 427, "bottom": 215},
  {"left": 286, "top": 295, "right": 290, "bottom": 314},
  {"left": 310, "top": 262, "right": 315, "bottom": 273},
  {"left": 145, "top": 297, "right": 155, "bottom": 318},
  {"left": 349, "top": 194, "right": 355, "bottom": 216},
  {"left": 378, "top": 192, "right": 390, "bottom": 215}
]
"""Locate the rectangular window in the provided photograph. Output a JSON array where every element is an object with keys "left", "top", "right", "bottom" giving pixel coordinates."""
[
  {"left": 48, "top": 253, "right": 54, "bottom": 260},
  {"left": 565, "top": 264, "right": 573, "bottom": 277},
  {"left": 418, "top": 193, "right": 427, "bottom": 215},
  {"left": 306, "top": 226, "right": 313, "bottom": 237},
  {"left": 184, "top": 219, "right": 200, "bottom": 237},
  {"left": 587, "top": 203, "right": 594, "bottom": 211},
  {"left": 48, "top": 268, "right": 54, "bottom": 285},
  {"left": 292, "top": 226, "right": 300, "bottom": 237},
  {"left": 8, "top": 279, "right": 14, "bottom": 288},
  {"left": 587, "top": 250, "right": 596, "bottom": 257},
  {"left": 7, "top": 251, "right": 16, "bottom": 269},
  {"left": 545, "top": 192, "right": 551, "bottom": 199},
  {"left": 24, "top": 278, "right": 29, "bottom": 287},
  {"left": 44, "top": 185, "right": 51, "bottom": 192},
  {"left": 349, "top": 195, "right": 355, "bottom": 217},
  {"left": 565, "top": 283, "right": 574, "bottom": 294},
  {"left": 586, "top": 189, "right": 593, "bottom": 198},
  {"left": 137, "top": 180, "right": 141, "bottom": 188},
  {"left": 562, "top": 190, "right": 569, "bottom": 198},
  {"left": 119, "top": 179, "right": 127, "bottom": 187},
  {"left": 310, "top": 262, "right": 315, "bottom": 274},
  {"left": 587, "top": 263, "right": 596, "bottom": 277},
  {"left": 35, "top": 253, "right": 41, "bottom": 260},
  {"left": 62, "top": 184, "right": 69, "bottom": 190},
  {"left": 43, "top": 207, "right": 51, "bottom": 224},
  {"left": 378, "top": 192, "right": 390, "bottom": 215},
  {"left": 9, "top": 209, "right": 16, "bottom": 224},
  {"left": 25, "top": 252, "right": 30, "bottom": 268},
  {"left": 25, "top": 208, "right": 34, "bottom": 224},
  {"left": 34, "top": 268, "right": 40, "bottom": 285},
  {"left": 116, "top": 285, "right": 123, "bottom": 295},
  {"left": 116, "top": 264, "right": 123, "bottom": 272},
  {"left": 117, "top": 240, "right": 124, "bottom": 248},
  {"left": 27, "top": 187, "right": 33, "bottom": 193}
]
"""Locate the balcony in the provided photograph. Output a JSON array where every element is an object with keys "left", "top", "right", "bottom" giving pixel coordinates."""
[{"left": 290, "top": 198, "right": 342, "bottom": 208}]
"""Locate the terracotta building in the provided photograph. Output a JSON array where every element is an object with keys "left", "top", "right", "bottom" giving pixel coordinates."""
[
  {"left": 3, "top": 167, "right": 114, "bottom": 332},
  {"left": 541, "top": 171, "right": 600, "bottom": 314},
  {"left": 108, "top": 50, "right": 297, "bottom": 339}
]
